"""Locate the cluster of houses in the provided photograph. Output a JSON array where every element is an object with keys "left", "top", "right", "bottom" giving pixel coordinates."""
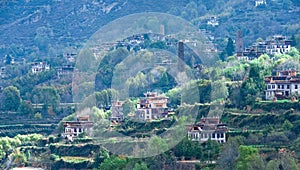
[
  {"left": 61, "top": 91, "right": 229, "bottom": 143},
  {"left": 0, "top": 60, "right": 76, "bottom": 79},
  {"left": 237, "top": 35, "right": 292, "bottom": 60},
  {"left": 109, "top": 92, "right": 169, "bottom": 123}
]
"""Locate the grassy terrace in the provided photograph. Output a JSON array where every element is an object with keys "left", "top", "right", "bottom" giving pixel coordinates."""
[
  {"left": 259, "top": 99, "right": 298, "bottom": 103},
  {"left": 61, "top": 156, "right": 93, "bottom": 163}
]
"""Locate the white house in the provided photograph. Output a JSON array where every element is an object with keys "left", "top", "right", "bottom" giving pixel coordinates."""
[
  {"left": 186, "top": 117, "right": 228, "bottom": 143},
  {"left": 265, "top": 70, "right": 300, "bottom": 100},
  {"left": 31, "top": 62, "right": 50, "bottom": 74},
  {"left": 255, "top": 0, "right": 266, "bottom": 7},
  {"left": 62, "top": 116, "right": 93, "bottom": 141}
]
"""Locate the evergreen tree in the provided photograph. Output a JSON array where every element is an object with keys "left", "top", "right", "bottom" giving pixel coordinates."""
[
  {"left": 291, "top": 34, "right": 297, "bottom": 47},
  {"left": 226, "top": 38, "right": 235, "bottom": 57}
]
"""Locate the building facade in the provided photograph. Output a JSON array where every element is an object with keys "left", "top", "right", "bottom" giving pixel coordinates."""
[
  {"left": 31, "top": 62, "right": 50, "bottom": 74},
  {"left": 186, "top": 117, "right": 228, "bottom": 143},
  {"left": 238, "top": 35, "right": 292, "bottom": 60},
  {"left": 255, "top": 0, "right": 267, "bottom": 7},
  {"left": 109, "top": 101, "right": 124, "bottom": 122},
  {"left": 265, "top": 70, "right": 300, "bottom": 100},
  {"left": 135, "top": 92, "right": 168, "bottom": 121},
  {"left": 57, "top": 65, "right": 76, "bottom": 78},
  {"left": 62, "top": 116, "right": 93, "bottom": 141}
]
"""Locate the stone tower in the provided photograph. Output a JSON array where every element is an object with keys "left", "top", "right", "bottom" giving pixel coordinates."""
[
  {"left": 178, "top": 41, "right": 184, "bottom": 71},
  {"left": 236, "top": 30, "right": 244, "bottom": 57}
]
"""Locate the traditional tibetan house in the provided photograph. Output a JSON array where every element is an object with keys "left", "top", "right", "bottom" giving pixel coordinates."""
[
  {"left": 265, "top": 70, "right": 300, "bottom": 100},
  {"left": 186, "top": 117, "right": 228, "bottom": 143},
  {"left": 135, "top": 92, "right": 168, "bottom": 121},
  {"left": 62, "top": 116, "right": 93, "bottom": 141}
]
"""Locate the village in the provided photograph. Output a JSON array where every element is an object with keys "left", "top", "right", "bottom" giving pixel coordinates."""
[
  {"left": 0, "top": 25, "right": 299, "bottom": 169},
  {"left": 58, "top": 32, "right": 299, "bottom": 144}
]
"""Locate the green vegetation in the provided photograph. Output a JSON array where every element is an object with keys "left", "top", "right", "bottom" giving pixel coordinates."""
[{"left": 0, "top": 1, "right": 300, "bottom": 169}]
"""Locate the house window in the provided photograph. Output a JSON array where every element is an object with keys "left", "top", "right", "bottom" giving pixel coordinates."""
[
  {"left": 278, "top": 85, "right": 280, "bottom": 89},
  {"left": 282, "top": 85, "right": 284, "bottom": 89},
  {"left": 287, "top": 85, "right": 290, "bottom": 89},
  {"left": 295, "top": 85, "right": 298, "bottom": 89},
  {"left": 268, "top": 85, "right": 271, "bottom": 89},
  {"left": 272, "top": 85, "right": 275, "bottom": 89}
]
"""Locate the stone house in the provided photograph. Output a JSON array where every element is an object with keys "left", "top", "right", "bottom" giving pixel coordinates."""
[
  {"left": 135, "top": 92, "right": 168, "bottom": 121},
  {"left": 109, "top": 101, "right": 124, "bottom": 122}
]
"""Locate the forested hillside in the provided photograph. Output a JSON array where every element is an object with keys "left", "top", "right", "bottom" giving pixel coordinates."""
[{"left": 1, "top": 0, "right": 300, "bottom": 60}]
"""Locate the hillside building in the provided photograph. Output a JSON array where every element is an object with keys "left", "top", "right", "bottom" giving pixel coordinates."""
[
  {"left": 135, "top": 92, "right": 168, "bottom": 121},
  {"left": 109, "top": 101, "right": 124, "bottom": 123},
  {"left": 31, "top": 62, "right": 50, "bottom": 74},
  {"left": 186, "top": 117, "right": 228, "bottom": 143},
  {"left": 207, "top": 16, "right": 219, "bottom": 27},
  {"left": 255, "top": 0, "right": 267, "bottom": 7},
  {"left": 265, "top": 70, "right": 300, "bottom": 100},
  {"left": 238, "top": 35, "right": 292, "bottom": 60},
  {"left": 57, "top": 65, "right": 76, "bottom": 78},
  {"left": 62, "top": 116, "right": 93, "bottom": 141}
]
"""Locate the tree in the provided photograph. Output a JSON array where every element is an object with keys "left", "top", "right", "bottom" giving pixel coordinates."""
[
  {"left": 13, "top": 152, "right": 27, "bottom": 167},
  {"left": 32, "top": 86, "right": 60, "bottom": 112},
  {"left": 291, "top": 34, "right": 297, "bottom": 47},
  {"left": 226, "top": 38, "right": 235, "bottom": 57},
  {"left": 148, "top": 136, "right": 168, "bottom": 156},
  {"left": 98, "top": 156, "right": 127, "bottom": 170},
  {"left": 236, "top": 145, "right": 265, "bottom": 170},
  {"left": 282, "top": 120, "right": 293, "bottom": 131},
  {"left": 166, "top": 87, "right": 180, "bottom": 108},
  {"left": 2, "top": 86, "right": 21, "bottom": 111},
  {"left": 133, "top": 162, "right": 149, "bottom": 170},
  {"left": 173, "top": 136, "right": 202, "bottom": 160},
  {"left": 77, "top": 48, "right": 97, "bottom": 72},
  {"left": 266, "top": 160, "right": 279, "bottom": 170},
  {"left": 34, "top": 112, "right": 42, "bottom": 119},
  {"left": 288, "top": 47, "right": 300, "bottom": 58},
  {"left": 18, "top": 100, "right": 34, "bottom": 115},
  {"left": 218, "top": 138, "right": 240, "bottom": 170},
  {"left": 5, "top": 54, "right": 12, "bottom": 65},
  {"left": 202, "top": 139, "right": 221, "bottom": 162}
]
